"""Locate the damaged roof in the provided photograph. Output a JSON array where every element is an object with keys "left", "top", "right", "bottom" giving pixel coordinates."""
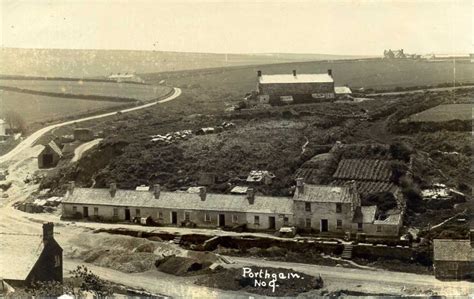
[
  {"left": 63, "top": 188, "right": 294, "bottom": 215},
  {"left": 259, "top": 73, "right": 333, "bottom": 84},
  {"left": 0, "top": 233, "right": 44, "bottom": 281},
  {"left": 333, "top": 159, "right": 393, "bottom": 182},
  {"left": 353, "top": 205, "right": 377, "bottom": 223},
  {"left": 433, "top": 239, "right": 473, "bottom": 261},
  {"left": 293, "top": 184, "right": 354, "bottom": 203},
  {"left": 332, "top": 180, "right": 399, "bottom": 195}
]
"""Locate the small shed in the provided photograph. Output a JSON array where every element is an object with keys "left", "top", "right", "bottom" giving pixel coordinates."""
[
  {"left": 334, "top": 86, "right": 352, "bottom": 95},
  {"left": 433, "top": 235, "right": 473, "bottom": 280},
  {"left": 73, "top": 128, "right": 94, "bottom": 142},
  {"left": 38, "top": 141, "right": 63, "bottom": 169}
]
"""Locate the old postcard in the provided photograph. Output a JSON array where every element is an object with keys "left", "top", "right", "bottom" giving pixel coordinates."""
[{"left": 0, "top": 0, "right": 472, "bottom": 297}]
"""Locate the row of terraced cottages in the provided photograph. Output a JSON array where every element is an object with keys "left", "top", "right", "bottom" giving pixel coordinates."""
[{"left": 61, "top": 180, "right": 403, "bottom": 236}]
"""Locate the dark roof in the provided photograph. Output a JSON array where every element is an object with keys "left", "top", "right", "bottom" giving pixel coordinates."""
[
  {"left": 332, "top": 180, "right": 398, "bottom": 195},
  {"left": 0, "top": 233, "right": 44, "bottom": 280},
  {"left": 433, "top": 239, "right": 472, "bottom": 261},
  {"left": 293, "top": 184, "right": 354, "bottom": 203},
  {"left": 63, "top": 188, "right": 294, "bottom": 215},
  {"left": 332, "top": 159, "right": 393, "bottom": 182}
]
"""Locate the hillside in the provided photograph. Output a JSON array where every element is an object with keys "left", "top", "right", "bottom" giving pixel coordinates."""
[{"left": 0, "top": 48, "right": 368, "bottom": 78}]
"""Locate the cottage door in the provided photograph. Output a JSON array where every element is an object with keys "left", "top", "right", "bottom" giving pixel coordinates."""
[
  {"left": 218, "top": 214, "right": 225, "bottom": 227},
  {"left": 268, "top": 216, "right": 276, "bottom": 230},
  {"left": 171, "top": 211, "right": 178, "bottom": 225},
  {"left": 321, "top": 219, "right": 328, "bottom": 232},
  {"left": 125, "top": 209, "right": 131, "bottom": 221},
  {"left": 83, "top": 207, "right": 89, "bottom": 218}
]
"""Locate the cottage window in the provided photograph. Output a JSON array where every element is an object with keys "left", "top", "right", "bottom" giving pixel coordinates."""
[
  {"left": 336, "top": 203, "right": 342, "bottom": 213},
  {"left": 232, "top": 215, "right": 238, "bottom": 223},
  {"left": 72, "top": 206, "right": 77, "bottom": 214},
  {"left": 136, "top": 209, "right": 141, "bottom": 217},
  {"left": 305, "top": 218, "right": 311, "bottom": 228},
  {"left": 336, "top": 219, "right": 342, "bottom": 229},
  {"left": 376, "top": 225, "right": 382, "bottom": 232},
  {"left": 254, "top": 216, "right": 260, "bottom": 225},
  {"left": 94, "top": 207, "right": 99, "bottom": 216},
  {"left": 184, "top": 212, "right": 190, "bottom": 221},
  {"left": 158, "top": 212, "right": 163, "bottom": 220},
  {"left": 283, "top": 217, "right": 289, "bottom": 226},
  {"left": 113, "top": 208, "right": 118, "bottom": 217},
  {"left": 305, "top": 202, "right": 311, "bottom": 212},
  {"left": 54, "top": 255, "right": 61, "bottom": 267},
  {"left": 357, "top": 223, "right": 363, "bottom": 231},
  {"left": 204, "top": 213, "right": 211, "bottom": 222}
]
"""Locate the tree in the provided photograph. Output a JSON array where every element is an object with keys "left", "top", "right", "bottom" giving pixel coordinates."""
[{"left": 3, "top": 110, "right": 27, "bottom": 135}]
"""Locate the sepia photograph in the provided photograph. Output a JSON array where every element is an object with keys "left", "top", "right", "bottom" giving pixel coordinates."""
[{"left": 0, "top": 0, "right": 472, "bottom": 297}]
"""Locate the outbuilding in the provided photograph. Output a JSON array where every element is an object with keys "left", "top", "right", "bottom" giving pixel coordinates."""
[
  {"left": 38, "top": 141, "right": 63, "bottom": 169},
  {"left": 73, "top": 128, "right": 94, "bottom": 142},
  {"left": 433, "top": 232, "right": 473, "bottom": 280},
  {"left": 0, "top": 223, "right": 63, "bottom": 288}
]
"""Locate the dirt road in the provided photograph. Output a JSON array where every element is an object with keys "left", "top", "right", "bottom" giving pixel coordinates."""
[
  {"left": 227, "top": 257, "right": 473, "bottom": 296},
  {"left": 71, "top": 138, "right": 103, "bottom": 162},
  {"left": 0, "top": 87, "right": 181, "bottom": 165}
]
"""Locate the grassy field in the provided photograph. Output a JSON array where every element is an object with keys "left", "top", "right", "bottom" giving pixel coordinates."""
[
  {"left": 0, "top": 48, "right": 368, "bottom": 78},
  {"left": 0, "top": 79, "right": 171, "bottom": 101},
  {"left": 143, "top": 59, "right": 474, "bottom": 94},
  {"left": 402, "top": 104, "right": 472, "bottom": 122},
  {"left": 0, "top": 90, "right": 126, "bottom": 125}
]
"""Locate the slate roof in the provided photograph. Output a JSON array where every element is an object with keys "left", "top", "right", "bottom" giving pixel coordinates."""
[
  {"left": 332, "top": 180, "right": 398, "bottom": 195},
  {"left": 334, "top": 86, "right": 352, "bottom": 94},
  {"left": 46, "top": 140, "right": 63, "bottom": 157},
  {"left": 63, "top": 188, "right": 294, "bottom": 215},
  {"left": 333, "top": 159, "right": 393, "bottom": 182},
  {"left": 0, "top": 233, "right": 44, "bottom": 281},
  {"left": 293, "top": 184, "right": 354, "bottom": 203},
  {"left": 259, "top": 73, "right": 334, "bottom": 84},
  {"left": 433, "top": 239, "right": 473, "bottom": 262}
]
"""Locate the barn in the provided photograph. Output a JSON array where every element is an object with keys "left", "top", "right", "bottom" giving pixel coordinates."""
[
  {"left": 0, "top": 223, "right": 63, "bottom": 288},
  {"left": 257, "top": 69, "right": 335, "bottom": 103},
  {"left": 433, "top": 233, "right": 473, "bottom": 281},
  {"left": 38, "top": 141, "right": 63, "bottom": 169}
]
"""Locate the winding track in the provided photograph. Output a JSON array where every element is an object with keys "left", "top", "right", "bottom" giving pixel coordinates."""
[{"left": 0, "top": 87, "right": 181, "bottom": 165}]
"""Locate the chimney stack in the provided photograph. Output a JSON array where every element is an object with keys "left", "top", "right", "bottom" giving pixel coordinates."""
[
  {"left": 327, "top": 69, "right": 332, "bottom": 77},
  {"left": 43, "top": 222, "right": 54, "bottom": 243},
  {"left": 296, "top": 178, "right": 304, "bottom": 194},
  {"left": 246, "top": 188, "right": 255, "bottom": 204},
  {"left": 153, "top": 184, "right": 161, "bottom": 199},
  {"left": 292, "top": 70, "right": 297, "bottom": 76},
  {"left": 109, "top": 183, "right": 117, "bottom": 198},
  {"left": 257, "top": 70, "right": 262, "bottom": 77},
  {"left": 68, "top": 181, "right": 75, "bottom": 195},
  {"left": 199, "top": 186, "right": 207, "bottom": 201}
]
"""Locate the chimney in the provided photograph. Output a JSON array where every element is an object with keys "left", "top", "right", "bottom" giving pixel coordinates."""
[
  {"left": 199, "top": 186, "right": 207, "bottom": 201},
  {"left": 68, "top": 181, "right": 75, "bottom": 195},
  {"left": 153, "top": 184, "right": 161, "bottom": 199},
  {"left": 327, "top": 69, "right": 332, "bottom": 77},
  {"left": 246, "top": 188, "right": 255, "bottom": 204},
  {"left": 109, "top": 183, "right": 117, "bottom": 198},
  {"left": 257, "top": 70, "right": 262, "bottom": 77},
  {"left": 296, "top": 178, "right": 304, "bottom": 194},
  {"left": 43, "top": 222, "right": 54, "bottom": 243},
  {"left": 292, "top": 70, "right": 297, "bottom": 76}
]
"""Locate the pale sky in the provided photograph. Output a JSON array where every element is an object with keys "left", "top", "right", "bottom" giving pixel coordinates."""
[{"left": 1, "top": 0, "right": 472, "bottom": 55}]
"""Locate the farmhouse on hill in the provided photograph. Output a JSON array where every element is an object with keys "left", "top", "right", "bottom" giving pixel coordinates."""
[
  {"left": 256, "top": 69, "right": 335, "bottom": 103},
  {"left": 0, "top": 223, "right": 63, "bottom": 288}
]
